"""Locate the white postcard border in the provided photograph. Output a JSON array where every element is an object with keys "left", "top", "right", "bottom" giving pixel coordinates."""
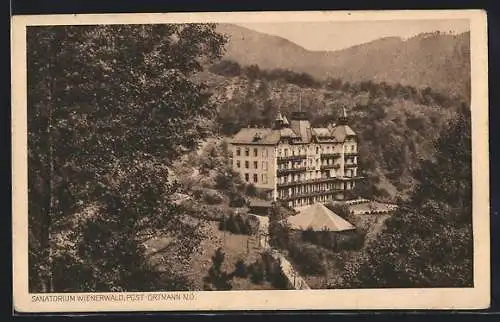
[{"left": 11, "top": 9, "right": 490, "bottom": 312}]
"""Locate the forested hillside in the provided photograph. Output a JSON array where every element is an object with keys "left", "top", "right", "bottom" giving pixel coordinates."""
[
  {"left": 25, "top": 23, "right": 473, "bottom": 293},
  {"left": 27, "top": 24, "right": 227, "bottom": 292},
  {"left": 196, "top": 60, "right": 473, "bottom": 288},
  {"left": 217, "top": 24, "right": 470, "bottom": 100},
  {"left": 193, "top": 62, "right": 467, "bottom": 202},
  {"left": 337, "top": 104, "right": 472, "bottom": 288}
]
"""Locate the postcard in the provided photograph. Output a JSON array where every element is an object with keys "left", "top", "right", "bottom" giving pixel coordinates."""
[{"left": 11, "top": 9, "right": 489, "bottom": 312}]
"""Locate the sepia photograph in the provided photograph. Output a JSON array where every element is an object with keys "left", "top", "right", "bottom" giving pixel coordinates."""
[{"left": 11, "top": 10, "right": 489, "bottom": 312}]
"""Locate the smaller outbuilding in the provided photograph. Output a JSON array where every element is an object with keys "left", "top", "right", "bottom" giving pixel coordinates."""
[{"left": 287, "top": 203, "right": 355, "bottom": 232}]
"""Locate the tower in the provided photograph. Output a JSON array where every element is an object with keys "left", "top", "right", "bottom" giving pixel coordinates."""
[
  {"left": 282, "top": 115, "right": 290, "bottom": 128},
  {"left": 273, "top": 110, "right": 285, "bottom": 130},
  {"left": 338, "top": 106, "right": 348, "bottom": 125},
  {"left": 290, "top": 111, "right": 311, "bottom": 142}
]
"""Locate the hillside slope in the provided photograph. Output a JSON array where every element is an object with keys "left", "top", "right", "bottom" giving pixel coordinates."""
[
  {"left": 193, "top": 70, "right": 464, "bottom": 201},
  {"left": 216, "top": 24, "right": 470, "bottom": 99}
]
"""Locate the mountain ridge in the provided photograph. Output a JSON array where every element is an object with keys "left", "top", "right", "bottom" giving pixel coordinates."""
[{"left": 216, "top": 24, "right": 470, "bottom": 99}]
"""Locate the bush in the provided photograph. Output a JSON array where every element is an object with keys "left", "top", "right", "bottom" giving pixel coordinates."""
[
  {"left": 203, "top": 248, "right": 233, "bottom": 291},
  {"left": 218, "top": 218, "right": 227, "bottom": 231},
  {"left": 245, "top": 184, "right": 258, "bottom": 197},
  {"left": 337, "top": 229, "right": 366, "bottom": 251},
  {"left": 326, "top": 203, "right": 351, "bottom": 220},
  {"left": 302, "top": 227, "right": 316, "bottom": 244},
  {"left": 219, "top": 213, "right": 254, "bottom": 235},
  {"left": 302, "top": 228, "right": 339, "bottom": 251},
  {"left": 287, "top": 242, "right": 326, "bottom": 275},
  {"left": 249, "top": 260, "right": 265, "bottom": 284},
  {"left": 233, "top": 259, "right": 248, "bottom": 278},
  {"left": 215, "top": 170, "right": 241, "bottom": 191},
  {"left": 229, "top": 192, "right": 247, "bottom": 208},
  {"left": 209, "top": 59, "right": 242, "bottom": 77},
  {"left": 202, "top": 190, "right": 224, "bottom": 205},
  {"left": 245, "top": 252, "right": 290, "bottom": 289},
  {"left": 270, "top": 267, "right": 289, "bottom": 289},
  {"left": 226, "top": 214, "right": 240, "bottom": 234}
]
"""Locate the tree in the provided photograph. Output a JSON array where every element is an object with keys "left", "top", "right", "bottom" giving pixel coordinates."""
[
  {"left": 244, "top": 64, "right": 261, "bottom": 80},
  {"left": 268, "top": 204, "right": 291, "bottom": 250},
  {"left": 341, "top": 105, "right": 472, "bottom": 288},
  {"left": 27, "top": 24, "right": 227, "bottom": 292},
  {"left": 203, "top": 248, "right": 233, "bottom": 290},
  {"left": 249, "top": 259, "right": 266, "bottom": 284},
  {"left": 208, "top": 59, "right": 242, "bottom": 77},
  {"left": 327, "top": 203, "right": 351, "bottom": 220},
  {"left": 233, "top": 259, "right": 248, "bottom": 278}
]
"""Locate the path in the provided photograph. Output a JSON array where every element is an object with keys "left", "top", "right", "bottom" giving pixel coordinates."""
[{"left": 249, "top": 214, "right": 310, "bottom": 290}]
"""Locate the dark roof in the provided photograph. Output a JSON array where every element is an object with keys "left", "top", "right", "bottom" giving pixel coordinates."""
[
  {"left": 330, "top": 125, "right": 356, "bottom": 142},
  {"left": 231, "top": 124, "right": 356, "bottom": 145},
  {"left": 231, "top": 128, "right": 279, "bottom": 145}
]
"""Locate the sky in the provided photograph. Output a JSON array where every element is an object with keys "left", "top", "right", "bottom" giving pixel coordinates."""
[{"left": 236, "top": 19, "right": 470, "bottom": 51}]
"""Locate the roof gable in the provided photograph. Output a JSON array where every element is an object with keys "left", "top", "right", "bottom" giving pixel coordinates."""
[{"left": 287, "top": 204, "right": 355, "bottom": 232}]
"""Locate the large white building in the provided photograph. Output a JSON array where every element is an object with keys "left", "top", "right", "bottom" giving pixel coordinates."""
[{"left": 229, "top": 109, "right": 361, "bottom": 208}]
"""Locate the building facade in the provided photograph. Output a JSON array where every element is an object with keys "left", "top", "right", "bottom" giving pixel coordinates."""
[{"left": 230, "top": 109, "right": 361, "bottom": 208}]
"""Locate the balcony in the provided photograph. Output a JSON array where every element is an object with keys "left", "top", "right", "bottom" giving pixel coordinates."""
[
  {"left": 277, "top": 154, "right": 307, "bottom": 163},
  {"left": 344, "top": 152, "right": 358, "bottom": 157},
  {"left": 344, "top": 163, "right": 358, "bottom": 169},
  {"left": 320, "top": 163, "right": 340, "bottom": 170},
  {"left": 277, "top": 176, "right": 341, "bottom": 188},
  {"left": 320, "top": 152, "right": 342, "bottom": 159},
  {"left": 277, "top": 166, "right": 307, "bottom": 175},
  {"left": 338, "top": 175, "right": 364, "bottom": 181},
  {"left": 280, "top": 189, "right": 344, "bottom": 201}
]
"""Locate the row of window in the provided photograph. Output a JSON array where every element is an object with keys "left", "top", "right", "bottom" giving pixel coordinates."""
[
  {"left": 278, "top": 182, "right": 355, "bottom": 199},
  {"left": 278, "top": 168, "right": 357, "bottom": 183},
  {"left": 235, "top": 144, "right": 356, "bottom": 158},
  {"left": 235, "top": 160, "right": 269, "bottom": 170},
  {"left": 277, "top": 144, "right": 356, "bottom": 157},
  {"left": 286, "top": 195, "right": 337, "bottom": 207},
  {"left": 278, "top": 183, "right": 344, "bottom": 197},
  {"left": 280, "top": 158, "right": 352, "bottom": 169},
  {"left": 243, "top": 173, "right": 268, "bottom": 184},
  {"left": 279, "top": 171, "right": 325, "bottom": 184},
  {"left": 235, "top": 147, "right": 270, "bottom": 158}
]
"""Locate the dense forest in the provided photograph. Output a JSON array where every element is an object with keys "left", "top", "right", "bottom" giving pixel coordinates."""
[
  {"left": 202, "top": 59, "right": 473, "bottom": 288},
  {"left": 195, "top": 59, "right": 468, "bottom": 202},
  {"left": 27, "top": 24, "right": 227, "bottom": 292},
  {"left": 337, "top": 105, "right": 472, "bottom": 287}
]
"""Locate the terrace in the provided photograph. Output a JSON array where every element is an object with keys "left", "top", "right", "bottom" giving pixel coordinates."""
[
  {"left": 277, "top": 176, "right": 341, "bottom": 188},
  {"left": 280, "top": 189, "right": 344, "bottom": 202}
]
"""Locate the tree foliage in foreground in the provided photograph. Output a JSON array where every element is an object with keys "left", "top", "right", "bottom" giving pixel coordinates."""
[
  {"left": 27, "top": 24, "right": 226, "bottom": 292},
  {"left": 203, "top": 248, "right": 232, "bottom": 291},
  {"left": 340, "top": 104, "right": 472, "bottom": 288}
]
